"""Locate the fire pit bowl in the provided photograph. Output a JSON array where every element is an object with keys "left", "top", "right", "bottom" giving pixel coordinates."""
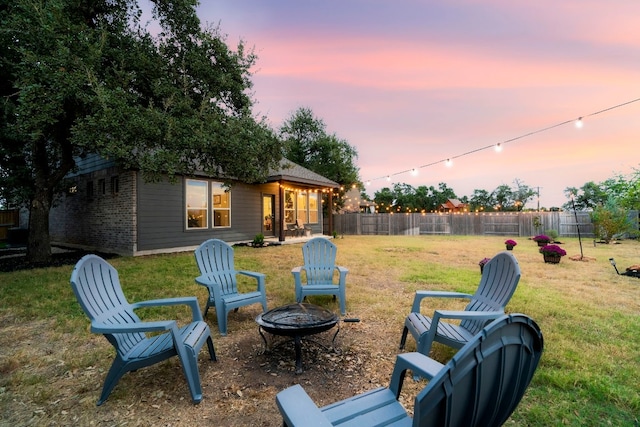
[{"left": 256, "top": 303, "right": 341, "bottom": 374}]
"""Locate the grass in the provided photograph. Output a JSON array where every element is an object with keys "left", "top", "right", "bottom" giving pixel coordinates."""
[{"left": 1, "top": 235, "right": 639, "bottom": 426}]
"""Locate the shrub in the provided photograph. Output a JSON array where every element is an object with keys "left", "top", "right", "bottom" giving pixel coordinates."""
[
  {"left": 590, "top": 198, "right": 636, "bottom": 243},
  {"left": 252, "top": 233, "right": 265, "bottom": 247},
  {"left": 545, "top": 229, "right": 559, "bottom": 241}
]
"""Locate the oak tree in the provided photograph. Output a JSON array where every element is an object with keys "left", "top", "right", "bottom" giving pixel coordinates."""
[{"left": 0, "top": 0, "right": 281, "bottom": 263}]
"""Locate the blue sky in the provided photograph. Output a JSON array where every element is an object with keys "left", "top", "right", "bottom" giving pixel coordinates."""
[{"left": 194, "top": 0, "right": 640, "bottom": 207}]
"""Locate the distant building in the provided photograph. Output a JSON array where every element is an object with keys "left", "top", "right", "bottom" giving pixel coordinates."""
[
  {"left": 439, "top": 198, "right": 468, "bottom": 213},
  {"left": 340, "top": 188, "right": 377, "bottom": 213}
]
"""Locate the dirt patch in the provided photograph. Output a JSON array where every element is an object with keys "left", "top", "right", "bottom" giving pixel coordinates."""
[{"left": 0, "top": 307, "right": 423, "bottom": 426}]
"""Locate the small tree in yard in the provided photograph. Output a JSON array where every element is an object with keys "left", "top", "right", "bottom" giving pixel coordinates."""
[
  {"left": 0, "top": 0, "right": 282, "bottom": 264},
  {"left": 590, "top": 198, "right": 636, "bottom": 243}
]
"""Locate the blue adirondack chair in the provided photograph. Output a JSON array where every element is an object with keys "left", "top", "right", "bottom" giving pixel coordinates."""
[
  {"left": 194, "top": 239, "right": 268, "bottom": 335},
  {"left": 277, "top": 313, "right": 543, "bottom": 426},
  {"left": 400, "top": 251, "right": 520, "bottom": 356},
  {"left": 70, "top": 254, "right": 216, "bottom": 406},
  {"left": 292, "top": 237, "right": 348, "bottom": 315}
]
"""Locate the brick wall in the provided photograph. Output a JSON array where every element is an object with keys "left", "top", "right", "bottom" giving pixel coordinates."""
[{"left": 49, "top": 167, "right": 137, "bottom": 255}]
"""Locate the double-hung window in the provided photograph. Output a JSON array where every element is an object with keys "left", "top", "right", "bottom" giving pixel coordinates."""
[
  {"left": 185, "top": 179, "right": 232, "bottom": 229},
  {"left": 297, "top": 192, "right": 308, "bottom": 224},
  {"left": 186, "top": 179, "right": 208, "bottom": 229},
  {"left": 212, "top": 182, "right": 231, "bottom": 227}
]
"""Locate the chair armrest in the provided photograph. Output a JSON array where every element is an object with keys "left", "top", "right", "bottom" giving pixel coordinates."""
[
  {"left": 132, "top": 297, "right": 203, "bottom": 321},
  {"left": 91, "top": 319, "right": 175, "bottom": 334},
  {"left": 237, "top": 270, "right": 265, "bottom": 281},
  {"left": 411, "top": 290, "right": 473, "bottom": 312},
  {"left": 335, "top": 266, "right": 348, "bottom": 275},
  {"left": 389, "top": 352, "right": 444, "bottom": 399},
  {"left": 276, "top": 384, "right": 333, "bottom": 427},
  {"left": 237, "top": 270, "right": 266, "bottom": 292},
  {"left": 433, "top": 309, "right": 505, "bottom": 321},
  {"left": 195, "top": 274, "right": 223, "bottom": 301}
]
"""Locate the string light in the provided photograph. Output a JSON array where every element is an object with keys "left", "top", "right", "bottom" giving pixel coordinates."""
[
  {"left": 445, "top": 158, "right": 453, "bottom": 167},
  {"left": 362, "top": 97, "right": 640, "bottom": 185}
]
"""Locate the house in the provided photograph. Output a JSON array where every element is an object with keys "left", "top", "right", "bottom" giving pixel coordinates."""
[
  {"left": 340, "top": 188, "right": 377, "bottom": 213},
  {"left": 49, "top": 155, "right": 338, "bottom": 256},
  {"left": 439, "top": 198, "right": 468, "bottom": 213}
]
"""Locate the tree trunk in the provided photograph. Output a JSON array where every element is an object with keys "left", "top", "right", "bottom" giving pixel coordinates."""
[{"left": 26, "top": 190, "right": 52, "bottom": 265}]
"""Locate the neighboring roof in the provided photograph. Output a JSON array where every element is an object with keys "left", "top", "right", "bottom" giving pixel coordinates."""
[
  {"left": 443, "top": 198, "right": 466, "bottom": 207},
  {"left": 267, "top": 158, "right": 339, "bottom": 188}
]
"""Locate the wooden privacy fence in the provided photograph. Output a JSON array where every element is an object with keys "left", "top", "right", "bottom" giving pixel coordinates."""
[
  {"left": 328, "top": 211, "right": 634, "bottom": 238},
  {"left": 0, "top": 209, "right": 20, "bottom": 241}
]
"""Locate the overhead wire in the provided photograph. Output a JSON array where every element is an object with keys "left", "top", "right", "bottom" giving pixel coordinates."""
[{"left": 364, "top": 97, "right": 640, "bottom": 185}]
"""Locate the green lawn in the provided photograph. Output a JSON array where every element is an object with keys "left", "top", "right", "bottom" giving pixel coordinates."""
[{"left": 0, "top": 235, "right": 638, "bottom": 426}]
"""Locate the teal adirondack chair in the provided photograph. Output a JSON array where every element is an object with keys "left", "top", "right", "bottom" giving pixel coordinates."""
[
  {"left": 292, "top": 237, "right": 348, "bottom": 315},
  {"left": 194, "top": 239, "right": 268, "bottom": 335},
  {"left": 70, "top": 254, "right": 216, "bottom": 406},
  {"left": 400, "top": 251, "right": 521, "bottom": 356},
  {"left": 277, "top": 313, "right": 543, "bottom": 426}
]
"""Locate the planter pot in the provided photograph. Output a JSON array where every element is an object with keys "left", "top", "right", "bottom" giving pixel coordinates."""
[
  {"left": 543, "top": 254, "right": 561, "bottom": 264},
  {"left": 536, "top": 241, "right": 549, "bottom": 247},
  {"left": 506, "top": 244, "right": 514, "bottom": 251}
]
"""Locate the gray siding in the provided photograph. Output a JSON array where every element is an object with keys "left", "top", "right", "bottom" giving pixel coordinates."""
[{"left": 137, "top": 177, "right": 268, "bottom": 251}]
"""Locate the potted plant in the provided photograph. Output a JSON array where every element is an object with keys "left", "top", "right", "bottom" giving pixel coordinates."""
[
  {"left": 539, "top": 244, "right": 567, "bottom": 263},
  {"left": 478, "top": 257, "right": 491, "bottom": 273},
  {"left": 532, "top": 234, "right": 551, "bottom": 247},
  {"left": 504, "top": 239, "right": 517, "bottom": 250}
]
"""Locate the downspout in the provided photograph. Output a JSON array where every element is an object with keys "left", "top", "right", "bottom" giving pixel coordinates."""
[
  {"left": 328, "top": 190, "right": 334, "bottom": 236},
  {"left": 279, "top": 181, "right": 285, "bottom": 242}
]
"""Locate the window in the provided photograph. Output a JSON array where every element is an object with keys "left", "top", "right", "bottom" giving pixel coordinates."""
[
  {"left": 98, "top": 179, "right": 106, "bottom": 195},
  {"left": 308, "top": 193, "right": 319, "bottom": 224},
  {"left": 110, "top": 176, "right": 119, "bottom": 194},
  {"left": 186, "top": 179, "right": 208, "bottom": 229},
  {"left": 284, "top": 190, "right": 295, "bottom": 224},
  {"left": 297, "top": 192, "right": 308, "bottom": 223},
  {"left": 212, "top": 182, "right": 231, "bottom": 227}
]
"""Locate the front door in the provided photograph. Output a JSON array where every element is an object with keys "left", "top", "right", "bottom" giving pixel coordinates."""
[{"left": 262, "top": 195, "right": 275, "bottom": 236}]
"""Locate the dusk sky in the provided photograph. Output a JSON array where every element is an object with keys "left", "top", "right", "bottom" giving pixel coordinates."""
[{"left": 196, "top": 1, "right": 640, "bottom": 208}]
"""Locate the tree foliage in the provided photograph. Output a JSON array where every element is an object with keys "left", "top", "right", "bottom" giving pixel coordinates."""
[
  {"left": 373, "top": 179, "right": 536, "bottom": 213},
  {"left": 0, "top": 0, "right": 282, "bottom": 263},
  {"left": 373, "top": 182, "right": 460, "bottom": 212},
  {"left": 280, "top": 107, "right": 360, "bottom": 210}
]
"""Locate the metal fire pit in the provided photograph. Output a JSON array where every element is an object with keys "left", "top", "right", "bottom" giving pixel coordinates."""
[{"left": 256, "top": 303, "right": 339, "bottom": 374}]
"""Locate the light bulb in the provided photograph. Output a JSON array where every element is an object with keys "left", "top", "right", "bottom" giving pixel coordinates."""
[
  {"left": 445, "top": 159, "right": 453, "bottom": 167},
  {"left": 575, "top": 117, "right": 583, "bottom": 129},
  {"left": 495, "top": 143, "right": 503, "bottom": 152},
  {"left": 410, "top": 168, "right": 418, "bottom": 176}
]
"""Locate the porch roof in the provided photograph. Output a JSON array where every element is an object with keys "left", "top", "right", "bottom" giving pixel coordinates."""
[{"left": 267, "top": 158, "right": 339, "bottom": 189}]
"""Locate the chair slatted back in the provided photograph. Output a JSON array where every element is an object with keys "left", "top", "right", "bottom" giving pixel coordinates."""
[
  {"left": 461, "top": 251, "right": 521, "bottom": 335},
  {"left": 413, "top": 314, "right": 543, "bottom": 426},
  {"left": 70, "top": 255, "right": 145, "bottom": 355},
  {"left": 302, "top": 238, "right": 337, "bottom": 285},
  {"left": 194, "top": 239, "right": 238, "bottom": 296}
]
